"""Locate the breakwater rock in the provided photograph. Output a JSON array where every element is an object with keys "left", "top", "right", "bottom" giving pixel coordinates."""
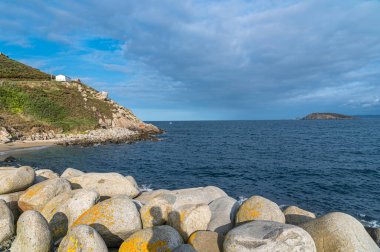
[{"left": 0, "top": 166, "right": 379, "bottom": 251}]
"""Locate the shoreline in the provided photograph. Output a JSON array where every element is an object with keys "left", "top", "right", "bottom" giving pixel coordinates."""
[{"left": 0, "top": 140, "right": 57, "bottom": 157}]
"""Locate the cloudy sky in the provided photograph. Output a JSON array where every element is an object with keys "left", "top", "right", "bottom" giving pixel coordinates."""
[{"left": 1, "top": 0, "right": 379, "bottom": 120}]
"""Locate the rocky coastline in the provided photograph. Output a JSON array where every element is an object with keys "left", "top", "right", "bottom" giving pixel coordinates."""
[
  {"left": 301, "top": 112, "right": 354, "bottom": 120},
  {"left": 0, "top": 166, "right": 379, "bottom": 251}
]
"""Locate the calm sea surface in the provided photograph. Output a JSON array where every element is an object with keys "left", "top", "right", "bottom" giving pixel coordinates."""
[{"left": 2, "top": 120, "right": 380, "bottom": 227}]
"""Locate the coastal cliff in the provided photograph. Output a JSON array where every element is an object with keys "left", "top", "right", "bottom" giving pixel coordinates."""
[
  {"left": 0, "top": 54, "right": 161, "bottom": 145},
  {"left": 302, "top": 112, "right": 354, "bottom": 120}
]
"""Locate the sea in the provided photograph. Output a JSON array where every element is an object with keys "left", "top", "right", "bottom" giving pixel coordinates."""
[{"left": 1, "top": 120, "right": 379, "bottom": 227}]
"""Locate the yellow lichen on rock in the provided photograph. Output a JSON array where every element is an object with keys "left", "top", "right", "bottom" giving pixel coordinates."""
[{"left": 119, "top": 237, "right": 170, "bottom": 252}]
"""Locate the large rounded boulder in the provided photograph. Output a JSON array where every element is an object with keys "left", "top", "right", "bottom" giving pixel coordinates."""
[
  {"left": 283, "top": 205, "right": 316, "bottom": 225},
  {"left": 207, "top": 196, "right": 239, "bottom": 235},
  {"left": 72, "top": 195, "right": 142, "bottom": 247},
  {"left": 58, "top": 225, "right": 108, "bottom": 252},
  {"left": 10, "top": 210, "right": 52, "bottom": 252},
  {"left": 140, "top": 195, "right": 175, "bottom": 228},
  {"left": 0, "top": 200, "right": 14, "bottom": 246},
  {"left": 169, "top": 186, "right": 227, "bottom": 208},
  {"left": 224, "top": 220, "right": 316, "bottom": 252},
  {"left": 188, "top": 230, "right": 223, "bottom": 252},
  {"left": 61, "top": 167, "right": 85, "bottom": 178},
  {"left": 235, "top": 195, "right": 285, "bottom": 224},
  {"left": 119, "top": 225, "right": 183, "bottom": 252},
  {"left": 0, "top": 166, "right": 35, "bottom": 194},
  {"left": 41, "top": 189, "right": 99, "bottom": 241},
  {"left": 18, "top": 178, "right": 71, "bottom": 211},
  {"left": 35, "top": 169, "right": 59, "bottom": 183},
  {"left": 168, "top": 204, "right": 212, "bottom": 240},
  {"left": 0, "top": 191, "right": 24, "bottom": 223},
  {"left": 67, "top": 172, "right": 139, "bottom": 199},
  {"left": 300, "top": 212, "right": 379, "bottom": 252}
]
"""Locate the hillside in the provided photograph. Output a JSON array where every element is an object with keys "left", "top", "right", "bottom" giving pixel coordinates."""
[
  {"left": 0, "top": 53, "right": 51, "bottom": 80},
  {"left": 0, "top": 54, "right": 160, "bottom": 144},
  {"left": 302, "top": 113, "right": 354, "bottom": 120}
]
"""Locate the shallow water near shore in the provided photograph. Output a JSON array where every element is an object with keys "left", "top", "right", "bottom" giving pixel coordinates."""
[{"left": 3, "top": 120, "right": 380, "bottom": 227}]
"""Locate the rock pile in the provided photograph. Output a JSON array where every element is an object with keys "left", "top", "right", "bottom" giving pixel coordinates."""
[{"left": 0, "top": 166, "right": 379, "bottom": 251}]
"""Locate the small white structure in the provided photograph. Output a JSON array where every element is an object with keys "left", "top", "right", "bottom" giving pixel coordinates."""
[{"left": 55, "top": 74, "right": 71, "bottom": 82}]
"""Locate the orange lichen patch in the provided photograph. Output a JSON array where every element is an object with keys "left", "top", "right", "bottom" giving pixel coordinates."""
[
  {"left": 187, "top": 232, "right": 197, "bottom": 244},
  {"left": 19, "top": 182, "right": 45, "bottom": 200},
  {"left": 119, "top": 237, "right": 170, "bottom": 252},
  {"left": 18, "top": 201, "right": 34, "bottom": 211},
  {"left": 237, "top": 201, "right": 263, "bottom": 222},
  {"left": 139, "top": 124, "right": 146, "bottom": 129},
  {"left": 72, "top": 200, "right": 115, "bottom": 227}
]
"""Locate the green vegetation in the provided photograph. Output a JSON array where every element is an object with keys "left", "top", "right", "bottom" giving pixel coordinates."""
[{"left": 0, "top": 54, "right": 51, "bottom": 80}]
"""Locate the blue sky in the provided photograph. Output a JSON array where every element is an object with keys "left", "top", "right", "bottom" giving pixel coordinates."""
[{"left": 1, "top": 0, "right": 380, "bottom": 120}]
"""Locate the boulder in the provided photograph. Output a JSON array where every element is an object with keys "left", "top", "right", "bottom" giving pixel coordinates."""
[
  {"left": 3, "top": 156, "right": 16, "bottom": 163},
  {"left": 119, "top": 225, "right": 183, "bottom": 252},
  {"left": 283, "top": 205, "right": 316, "bottom": 225},
  {"left": 0, "top": 191, "right": 24, "bottom": 222},
  {"left": 173, "top": 244, "right": 197, "bottom": 252},
  {"left": 10, "top": 210, "right": 52, "bottom": 252},
  {"left": 72, "top": 195, "right": 142, "bottom": 247},
  {"left": 126, "top": 175, "right": 138, "bottom": 188},
  {"left": 35, "top": 169, "right": 59, "bottom": 183},
  {"left": 366, "top": 227, "right": 380, "bottom": 247},
  {"left": 58, "top": 225, "right": 107, "bottom": 252},
  {"left": 169, "top": 186, "right": 227, "bottom": 208},
  {"left": 224, "top": 220, "right": 316, "bottom": 252},
  {"left": 188, "top": 231, "right": 223, "bottom": 252},
  {"left": 18, "top": 178, "right": 71, "bottom": 211},
  {"left": 208, "top": 196, "right": 239, "bottom": 235},
  {"left": 0, "top": 166, "right": 35, "bottom": 194},
  {"left": 41, "top": 189, "right": 99, "bottom": 241},
  {"left": 300, "top": 212, "right": 379, "bottom": 252},
  {"left": 140, "top": 195, "right": 175, "bottom": 228},
  {"left": 135, "top": 189, "right": 171, "bottom": 204},
  {"left": 67, "top": 172, "right": 139, "bottom": 199},
  {"left": 235, "top": 195, "right": 285, "bottom": 224},
  {"left": 0, "top": 200, "right": 14, "bottom": 246},
  {"left": 168, "top": 204, "right": 212, "bottom": 240},
  {"left": 61, "top": 167, "right": 85, "bottom": 178},
  {"left": 0, "top": 127, "right": 11, "bottom": 143}
]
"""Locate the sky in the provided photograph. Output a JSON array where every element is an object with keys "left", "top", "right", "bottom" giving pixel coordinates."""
[{"left": 0, "top": 0, "right": 379, "bottom": 121}]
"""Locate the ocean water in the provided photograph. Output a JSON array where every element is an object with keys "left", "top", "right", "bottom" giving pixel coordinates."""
[{"left": 2, "top": 120, "right": 380, "bottom": 227}]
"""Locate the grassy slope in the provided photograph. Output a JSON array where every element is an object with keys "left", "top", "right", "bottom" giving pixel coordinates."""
[
  {"left": 0, "top": 54, "right": 51, "bottom": 80},
  {"left": 0, "top": 54, "right": 137, "bottom": 136}
]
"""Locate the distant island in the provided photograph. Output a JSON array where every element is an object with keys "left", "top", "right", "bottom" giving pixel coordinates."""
[{"left": 301, "top": 113, "right": 354, "bottom": 120}]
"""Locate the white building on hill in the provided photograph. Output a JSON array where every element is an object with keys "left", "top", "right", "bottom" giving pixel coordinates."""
[{"left": 55, "top": 74, "right": 71, "bottom": 82}]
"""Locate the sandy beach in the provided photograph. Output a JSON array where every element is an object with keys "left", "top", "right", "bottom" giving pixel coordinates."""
[{"left": 0, "top": 140, "right": 57, "bottom": 157}]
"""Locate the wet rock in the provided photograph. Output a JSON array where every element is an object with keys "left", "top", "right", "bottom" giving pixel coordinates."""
[
  {"left": 67, "top": 172, "right": 139, "bottom": 199},
  {"left": 188, "top": 230, "right": 223, "bottom": 252},
  {"left": 140, "top": 196, "right": 174, "bottom": 228},
  {"left": 41, "top": 189, "right": 99, "bottom": 241},
  {"left": 35, "top": 169, "right": 59, "bottom": 183},
  {"left": 283, "top": 205, "right": 316, "bottom": 225},
  {"left": 3, "top": 156, "right": 16, "bottom": 163},
  {"left": 366, "top": 227, "right": 380, "bottom": 247},
  {"left": 119, "top": 225, "right": 183, "bottom": 252},
  {"left": 0, "top": 200, "right": 14, "bottom": 246},
  {"left": 10, "top": 210, "right": 52, "bottom": 252},
  {"left": 58, "top": 225, "right": 107, "bottom": 252},
  {"left": 61, "top": 167, "right": 85, "bottom": 178},
  {"left": 73, "top": 195, "right": 142, "bottom": 247},
  {"left": 224, "top": 220, "right": 316, "bottom": 252},
  {"left": 0, "top": 191, "right": 24, "bottom": 223},
  {"left": 18, "top": 178, "right": 71, "bottom": 211},
  {"left": 208, "top": 196, "right": 239, "bottom": 235},
  {"left": 168, "top": 204, "right": 212, "bottom": 240},
  {"left": 0, "top": 166, "right": 35, "bottom": 194},
  {"left": 300, "top": 212, "right": 379, "bottom": 252},
  {"left": 235, "top": 195, "right": 285, "bottom": 224}
]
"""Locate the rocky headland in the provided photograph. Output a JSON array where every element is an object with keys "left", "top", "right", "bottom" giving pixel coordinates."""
[
  {"left": 0, "top": 54, "right": 162, "bottom": 148},
  {"left": 302, "top": 112, "right": 354, "bottom": 120},
  {"left": 0, "top": 166, "right": 379, "bottom": 251}
]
